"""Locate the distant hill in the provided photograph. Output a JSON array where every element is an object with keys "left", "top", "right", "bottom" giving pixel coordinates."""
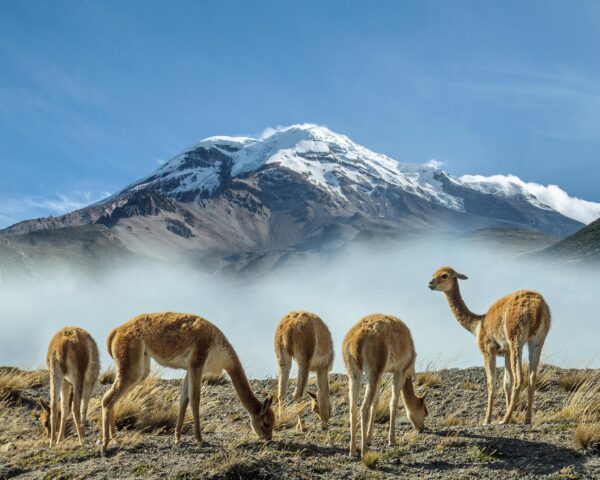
[
  {"left": 539, "top": 217, "right": 600, "bottom": 266},
  {"left": 463, "top": 228, "right": 559, "bottom": 254}
]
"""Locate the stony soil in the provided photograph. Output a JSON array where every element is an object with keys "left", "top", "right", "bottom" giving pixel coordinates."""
[{"left": 1, "top": 366, "right": 599, "bottom": 479}]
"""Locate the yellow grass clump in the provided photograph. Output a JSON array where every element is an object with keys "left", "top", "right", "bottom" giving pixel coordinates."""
[
  {"left": 0, "top": 368, "right": 47, "bottom": 404},
  {"left": 95, "top": 373, "right": 179, "bottom": 433},
  {"left": 361, "top": 451, "right": 381, "bottom": 469}
]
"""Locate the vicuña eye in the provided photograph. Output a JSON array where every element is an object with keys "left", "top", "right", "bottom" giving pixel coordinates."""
[{"left": 441, "top": 274, "right": 449, "bottom": 279}]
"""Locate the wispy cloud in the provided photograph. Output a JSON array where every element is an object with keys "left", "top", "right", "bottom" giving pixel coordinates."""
[
  {"left": 0, "top": 191, "right": 111, "bottom": 228},
  {"left": 460, "top": 173, "right": 600, "bottom": 224}
]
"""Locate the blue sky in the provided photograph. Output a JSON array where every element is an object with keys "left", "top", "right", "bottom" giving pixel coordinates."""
[{"left": 1, "top": 0, "right": 599, "bottom": 227}]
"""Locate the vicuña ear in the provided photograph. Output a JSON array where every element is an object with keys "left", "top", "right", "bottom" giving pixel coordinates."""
[
  {"left": 260, "top": 395, "right": 273, "bottom": 414},
  {"left": 307, "top": 391, "right": 317, "bottom": 400},
  {"left": 455, "top": 272, "right": 468, "bottom": 280}
]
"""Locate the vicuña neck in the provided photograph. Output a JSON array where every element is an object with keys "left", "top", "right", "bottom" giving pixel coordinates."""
[
  {"left": 401, "top": 376, "right": 420, "bottom": 411},
  {"left": 444, "top": 280, "right": 484, "bottom": 335},
  {"left": 226, "top": 354, "right": 261, "bottom": 416}
]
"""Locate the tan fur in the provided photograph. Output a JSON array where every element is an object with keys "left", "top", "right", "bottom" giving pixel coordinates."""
[
  {"left": 45, "top": 327, "right": 100, "bottom": 446},
  {"left": 274, "top": 311, "right": 334, "bottom": 430},
  {"left": 100, "top": 312, "right": 275, "bottom": 455},
  {"left": 429, "top": 266, "right": 551, "bottom": 425},
  {"left": 342, "top": 314, "right": 427, "bottom": 458}
]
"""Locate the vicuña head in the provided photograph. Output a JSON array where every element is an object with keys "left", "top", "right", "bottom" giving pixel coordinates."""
[
  {"left": 307, "top": 390, "right": 332, "bottom": 423},
  {"left": 428, "top": 266, "right": 468, "bottom": 292}
]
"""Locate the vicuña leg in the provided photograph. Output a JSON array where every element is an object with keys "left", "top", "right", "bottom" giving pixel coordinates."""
[
  {"left": 388, "top": 371, "right": 402, "bottom": 447},
  {"left": 49, "top": 367, "right": 62, "bottom": 447},
  {"left": 70, "top": 381, "right": 84, "bottom": 445},
  {"left": 175, "top": 372, "right": 189, "bottom": 445},
  {"left": 294, "top": 360, "right": 310, "bottom": 432},
  {"left": 483, "top": 351, "right": 496, "bottom": 425},
  {"left": 316, "top": 366, "right": 330, "bottom": 429},
  {"left": 526, "top": 341, "right": 543, "bottom": 424},
  {"left": 276, "top": 351, "right": 292, "bottom": 418},
  {"left": 501, "top": 343, "right": 523, "bottom": 424},
  {"left": 101, "top": 340, "right": 145, "bottom": 455},
  {"left": 366, "top": 383, "right": 380, "bottom": 445},
  {"left": 360, "top": 370, "right": 381, "bottom": 457},
  {"left": 57, "top": 381, "right": 71, "bottom": 443},
  {"left": 188, "top": 368, "right": 204, "bottom": 445},
  {"left": 503, "top": 357, "right": 513, "bottom": 414},
  {"left": 348, "top": 368, "right": 361, "bottom": 457}
]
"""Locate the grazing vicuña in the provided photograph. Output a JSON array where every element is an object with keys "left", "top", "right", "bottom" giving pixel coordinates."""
[
  {"left": 100, "top": 312, "right": 274, "bottom": 455},
  {"left": 43, "top": 327, "right": 100, "bottom": 446},
  {"left": 342, "top": 314, "right": 427, "bottom": 458},
  {"left": 274, "top": 311, "right": 334, "bottom": 431}
]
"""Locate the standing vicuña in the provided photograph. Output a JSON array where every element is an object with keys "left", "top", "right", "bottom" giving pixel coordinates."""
[
  {"left": 429, "top": 266, "right": 551, "bottom": 424},
  {"left": 44, "top": 327, "right": 100, "bottom": 446},
  {"left": 101, "top": 312, "right": 275, "bottom": 455},
  {"left": 274, "top": 311, "right": 334, "bottom": 431},
  {"left": 342, "top": 314, "right": 427, "bottom": 458}
]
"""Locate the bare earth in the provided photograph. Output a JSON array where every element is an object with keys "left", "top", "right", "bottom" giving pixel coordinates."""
[{"left": 1, "top": 366, "right": 599, "bottom": 479}]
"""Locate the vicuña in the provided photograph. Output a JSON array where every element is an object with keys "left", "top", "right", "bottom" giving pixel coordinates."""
[
  {"left": 429, "top": 266, "right": 551, "bottom": 424},
  {"left": 274, "top": 311, "right": 334, "bottom": 431},
  {"left": 43, "top": 327, "right": 100, "bottom": 446},
  {"left": 342, "top": 314, "right": 427, "bottom": 458},
  {"left": 100, "top": 312, "right": 274, "bottom": 454}
]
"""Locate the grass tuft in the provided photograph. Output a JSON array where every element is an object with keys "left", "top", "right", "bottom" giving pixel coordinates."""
[
  {"left": 96, "top": 373, "right": 179, "bottom": 433},
  {"left": 559, "top": 371, "right": 592, "bottom": 393},
  {"left": 443, "top": 414, "right": 468, "bottom": 427},
  {"left": 574, "top": 421, "right": 600, "bottom": 451},
  {"left": 415, "top": 371, "right": 442, "bottom": 389},
  {"left": 361, "top": 451, "right": 381, "bottom": 469},
  {"left": 98, "top": 366, "right": 116, "bottom": 385},
  {"left": 0, "top": 368, "right": 47, "bottom": 404}
]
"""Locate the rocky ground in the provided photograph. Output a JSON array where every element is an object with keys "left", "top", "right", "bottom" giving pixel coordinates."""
[{"left": 1, "top": 366, "right": 599, "bottom": 479}]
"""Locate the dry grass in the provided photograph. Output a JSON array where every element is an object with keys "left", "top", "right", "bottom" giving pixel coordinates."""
[
  {"left": 361, "top": 451, "right": 381, "bottom": 469},
  {"left": 415, "top": 371, "right": 442, "bottom": 389},
  {"left": 274, "top": 402, "right": 308, "bottom": 431},
  {"left": 94, "top": 373, "right": 179, "bottom": 433},
  {"left": 574, "top": 421, "right": 600, "bottom": 451},
  {"left": 98, "top": 366, "right": 116, "bottom": 385},
  {"left": 443, "top": 414, "right": 469, "bottom": 427},
  {"left": 203, "top": 374, "right": 229, "bottom": 386},
  {"left": 519, "top": 363, "right": 554, "bottom": 391},
  {"left": 0, "top": 369, "right": 47, "bottom": 404},
  {"left": 559, "top": 371, "right": 593, "bottom": 393},
  {"left": 461, "top": 380, "right": 478, "bottom": 390},
  {"left": 559, "top": 379, "right": 600, "bottom": 422}
]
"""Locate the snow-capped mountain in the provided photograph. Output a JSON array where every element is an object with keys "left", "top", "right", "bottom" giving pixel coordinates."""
[{"left": 0, "top": 124, "right": 594, "bottom": 273}]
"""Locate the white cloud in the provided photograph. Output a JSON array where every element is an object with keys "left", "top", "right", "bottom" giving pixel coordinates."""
[
  {"left": 460, "top": 174, "right": 600, "bottom": 224},
  {"left": 425, "top": 159, "right": 445, "bottom": 169},
  {"left": 0, "top": 191, "right": 111, "bottom": 228}
]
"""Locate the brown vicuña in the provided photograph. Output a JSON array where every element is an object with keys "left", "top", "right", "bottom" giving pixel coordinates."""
[
  {"left": 43, "top": 327, "right": 100, "bottom": 446},
  {"left": 342, "top": 314, "right": 427, "bottom": 458},
  {"left": 274, "top": 311, "right": 334, "bottom": 431},
  {"left": 429, "top": 266, "right": 551, "bottom": 424},
  {"left": 100, "top": 312, "right": 274, "bottom": 455}
]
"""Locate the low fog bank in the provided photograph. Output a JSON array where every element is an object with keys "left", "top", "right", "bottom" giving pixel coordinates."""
[{"left": 0, "top": 239, "right": 598, "bottom": 378}]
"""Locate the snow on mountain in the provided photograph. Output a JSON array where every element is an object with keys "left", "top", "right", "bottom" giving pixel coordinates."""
[
  {"left": 460, "top": 174, "right": 600, "bottom": 224},
  {"left": 121, "top": 123, "right": 599, "bottom": 224},
  {"left": 121, "top": 123, "right": 464, "bottom": 211}
]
